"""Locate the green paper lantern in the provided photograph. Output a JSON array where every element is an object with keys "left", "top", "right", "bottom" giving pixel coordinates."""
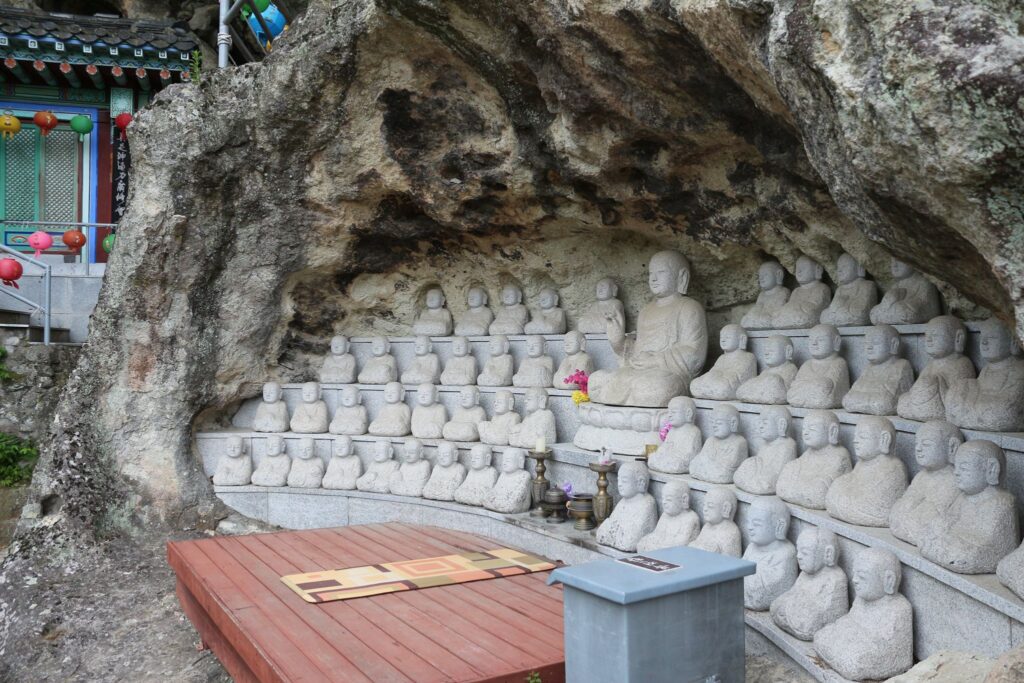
[
  {"left": 69, "top": 114, "right": 93, "bottom": 140},
  {"left": 253, "top": 0, "right": 272, "bottom": 11},
  {"left": 102, "top": 233, "right": 115, "bottom": 254}
]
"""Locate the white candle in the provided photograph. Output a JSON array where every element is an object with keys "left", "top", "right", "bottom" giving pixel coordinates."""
[{"left": 535, "top": 436, "right": 546, "bottom": 453}]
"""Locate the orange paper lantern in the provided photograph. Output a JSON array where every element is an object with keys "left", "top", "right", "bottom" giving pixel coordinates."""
[
  {"left": 33, "top": 110, "right": 58, "bottom": 136},
  {"left": 62, "top": 229, "right": 87, "bottom": 254}
]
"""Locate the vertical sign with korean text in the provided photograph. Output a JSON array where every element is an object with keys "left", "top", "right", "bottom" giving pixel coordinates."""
[{"left": 112, "top": 132, "right": 131, "bottom": 221}]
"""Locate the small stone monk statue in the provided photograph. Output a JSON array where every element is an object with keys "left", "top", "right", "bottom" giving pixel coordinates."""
[
  {"left": 512, "top": 335, "right": 555, "bottom": 388},
  {"left": 870, "top": 258, "right": 942, "bottom": 325},
  {"left": 524, "top": 287, "right": 567, "bottom": 334},
  {"left": 776, "top": 410, "right": 852, "bottom": 510},
  {"left": 554, "top": 331, "right": 594, "bottom": 389},
  {"left": 477, "top": 335, "right": 514, "bottom": 386},
  {"left": 401, "top": 335, "right": 442, "bottom": 385},
  {"left": 595, "top": 460, "right": 658, "bottom": 552},
  {"left": 440, "top": 336, "right": 477, "bottom": 386},
  {"left": 577, "top": 277, "right": 625, "bottom": 334},
  {"left": 454, "top": 444, "right": 499, "bottom": 506},
  {"left": 355, "top": 440, "right": 399, "bottom": 494},
  {"left": 819, "top": 252, "right": 877, "bottom": 327},
  {"left": 422, "top": 441, "right": 467, "bottom": 502},
  {"left": 733, "top": 405, "right": 797, "bottom": 496},
  {"left": 787, "top": 324, "right": 850, "bottom": 409},
  {"left": 588, "top": 250, "right": 708, "bottom": 407},
  {"left": 442, "top": 385, "right": 486, "bottom": 442},
  {"left": 489, "top": 284, "right": 529, "bottom": 335},
  {"left": 890, "top": 420, "right": 963, "bottom": 545},
  {"left": 689, "top": 487, "right": 742, "bottom": 557},
  {"left": 287, "top": 436, "right": 324, "bottom": 488},
  {"left": 455, "top": 286, "right": 494, "bottom": 336},
  {"left": 741, "top": 261, "right": 790, "bottom": 330},
  {"left": 253, "top": 381, "right": 289, "bottom": 433},
  {"left": 735, "top": 335, "right": 798, "bottom": 405},
  {"left": 813, "top": 549, "right": 913, "bottom": 681},
  {"left": 825, "top": 416, "right": 908, "bottom": 527},
  {"left": 319, "top": 335, "right": 356, "bottom": 384},
  {"left": 919, "top": 440, "right": 1020, "bottom": 574},
  {"left": 322, "top": 436, "right": 362, "bottom": 490},
  {"left": 357, "top": 337, "right": 398, "bottom": 385},
  {"left": 896, "top": 315, "right": 975, "bottom": 422},
  {"left": 484, "top": 448, "right": 533, "bottom": 513},
  {"left": 329, "top": 385, "right": 368, "bottom": 436},
  {"left": 478, "top": 390, "right": 522, "bottom": 446},
  {"left": 772, "top": 255, "right": 831, "bottom": 329},
  {"left": 251, "top": 435, "right": 290, "bottom": 487},
  {"left": 388, "top": 438, "right": 433, "bottom": 497},
  {"left": 742, "top": 497, "right": 798, "bottom": 611},
  {"left": 842, "top": 325, "right": 914, "bottom": 416},
  {"left": 690, "top": 324, "right": 757, "bottom": 400},
  {"left": 413, "top": 287, "right": 453, "bottom": 336},
  {"left": 212, "top": 435, "right": 252, "bottom": 486},
  {"left": 648, "top": 396, "right": 702, "bottom": 475},
  {"left": 945, "top": 317, "right": 1024, "bottom": 432},
  {"left": 689, "top": 404, "right": 748, "bottom": 484},
  {"left": 290, "top": 381, "right": 329, "bottom": 434},
  {"left": 507, "top": 387, "right": 557, "bottom": 450},
  {"left": 770, "top": 528, "right": 849, "bottom": 641},
  {"left": 636, "top": 481, "right": 700, "bottom": 552},
  {"left": 368, "top": 382, "right": 411, "bottom": 437},
  {"left": 411, "top": 383, "right": 447, "bottom": 439}
]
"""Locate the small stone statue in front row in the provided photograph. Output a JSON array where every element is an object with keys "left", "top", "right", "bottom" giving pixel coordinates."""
[
  {"left": 251, "top": 435, "right": 290, "bottom": 487},
  {"left": 870, "top": 257, "right": 942, "bottom": 325},
  {"left": 287, "top": 437, "right": 324, "bottom": 488},
  {"left": 554, "top": 331, "right": 594, "bottom": 390},
  {"left": 775, "top": 410, "right": 852, "bottom": 510},
  {"left": 413, "top": 287, "right": 453, "bottom": 336},
  {"left": 455, "top": 286, "right": 494, "bottom": 336},
  {"left": 454, "top": 444, "right": 499, "bottom": 506},
  {"left": 478, "top": 390, "right": 522, "bottom": 446},
  {"left": 813, "top": 549, "right": 913, "bottom": 681},
  {"left": 741, "top": 260, "right": 790, "bottom": 330},
  {"left": 689, "top": 324, "right": 757, "bottom": 401},
  {"left": 422, "top": 441, "right": 467, "bottom": 502},
  {"left": 770, "top": 528, "right": 849, "bottom": 641},
  {"left": 825, "top": 416, "right": 908, "bottom": 527},
  {"left": 890, "top": 421, "right": 963, "bottom": 546},
  {"left": 443, "top": 386, "right": 486, "bottom": 442},
  {"left": 357, "top": 336, "right": 398, "bottom": 385},
  {"left": 253, "top": 381, "right": 290, "bottom": 433},
  {"left": 689, "top": 404, "right": 748, "bottom": 484},
  {"left": 400, "top": 336, "right": 441, "bottom": 385},
  {"left": 524, "top": 287, "right": 567, "bottom": 334},
  {"left": 507, "top": 387, "right": 556, "bottom": 450},
  {"left": 819, "top": 252, "right": 877, "bottom": 327},
  {"left": 787, "top": 324, "right": 850, "bottom": 409},
  {"left": 355, "top": 441, "right": 399, "bottom": 494},
  {"left": 636, "top": 481, "right": 700, "bottom": 552},
  {"left": 388, "top": 438, "right": 433, "bottom": 497},
  {"left": 477, "top": 335, "right": 514, "bottom": 387},
  {"left": 842, "top": 324, "right": 914, "bottom": 416},
  {"left": 772, "top": 255, "right": 831, "bottom": 329},
  {"left": 648, "top": 396, "right": 702, "bottom": 475},
  {"left": 212, "top": 435, "right": 252, "bottom": 486},
  {"left": 577, "top": 277, "right": 625, "bottom": 334},
  {"left": 440, "top": 336, "right": 477, "bottom": 386},
  {"left": 689, "top": 487, "right": 742, "bottom": 558},
  {"left": 290, "top": 381, "right": 329, "bottom": 434},
  {"left": 322, "top": 436, "right": 363, "bottom": 490},
  {"left": 735, "top": 335, "right": 798, "bottom": 405},
  {"left": 484, "top": 448, "right": 533, "bottom": 513},
  {"left": 512, "top": 335, "right": 554, "bottom": 388},
  {"left": 918, "top": 440, "right": 1020, "bottom": 574},
  {"left": 319, "top": 335, "right": 356, "bottom": 384},
  {"left": 897, "top": 315, "right": 975, "bottom": 422},
  {"left": 742, "top": 497, "right": 798, "bottom": 611},
  {"left": 329, "top": 385, "right": 368, "bottom": 435},
  {"left": 411, "top": 383, "right": 447, "bottom": 439},
  {"left": 489, "top": 284, "right": 529, "bottom": 335},
  {"left": 368, "top": 382, "right": 411, "bottom": 437},
  {"left": 733, "top": 405, "right": 797, "bottom": 496},
  {"left": 945, "top": 317, "right": 1024, "bottom": 432},
  {"left": 595, "top": 460, "right": 658, "bottom": 552}
]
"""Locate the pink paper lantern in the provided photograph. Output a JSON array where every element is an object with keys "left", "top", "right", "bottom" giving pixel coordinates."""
[{"left": 27, "top": 230, "right": 52, "bottom": 258}]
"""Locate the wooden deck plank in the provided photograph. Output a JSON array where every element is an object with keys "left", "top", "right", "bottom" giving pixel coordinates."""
[{"left": 176, "top": 579, "right": 260, "bottom": 683}]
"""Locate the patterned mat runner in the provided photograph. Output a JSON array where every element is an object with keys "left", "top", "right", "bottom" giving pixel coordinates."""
[{"left": 281, "top": 547, "right": 558, "bottom": 603}]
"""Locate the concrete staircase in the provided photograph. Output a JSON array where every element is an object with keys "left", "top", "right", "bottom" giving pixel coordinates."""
[{"left": 0, "top": 309, "right": 72, "bottom": 343}]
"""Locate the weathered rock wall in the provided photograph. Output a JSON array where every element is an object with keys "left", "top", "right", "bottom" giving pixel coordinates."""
[{"left": 0, "top": 343, "right": 79, "bottom": 444}]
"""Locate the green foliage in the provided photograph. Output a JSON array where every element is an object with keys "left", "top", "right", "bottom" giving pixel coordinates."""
[
  {"left": 0, "top": 347, "right": 13, "bottom": 382},
  {"left": 0, "top": 433, "right": 37, "bottom": 487},
  {"left": 525, "top": 673, "right": 542, "bottom": 683},
  {"left": 190, "top": 49, "right": 203, "bottom": 85}
]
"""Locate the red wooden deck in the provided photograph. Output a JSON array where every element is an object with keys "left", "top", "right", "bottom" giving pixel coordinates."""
[{"left": 168, "top": 523, "right": 566, "bottom": 683}]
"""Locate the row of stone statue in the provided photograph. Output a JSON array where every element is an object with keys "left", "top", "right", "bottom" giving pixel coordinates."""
[
  {"left": 319, "top": 333, "right": 593, "bottom": 390},
  {"left": 695, "top": 316, "right": 1023, "bottom": 431},
  {"left": 213, "top": 435, "right": 533, "bottom": 513},
  {"left": 253, "top": 381, "right": 555, "bottom": 448}
]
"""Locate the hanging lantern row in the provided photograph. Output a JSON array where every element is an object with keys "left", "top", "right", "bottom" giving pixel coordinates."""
[
  {"left": 0, "top": 258, "right": 22, "bottom": 288},
  {"left": 0, "top": 111, "right": 97, "bottom": 141}
]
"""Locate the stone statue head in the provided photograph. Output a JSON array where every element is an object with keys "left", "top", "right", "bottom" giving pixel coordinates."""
[
  {"left": 524, "top": 387, "right": 548, "bottom": 414},
  {"left": 467, "top": 286, "right": 488, "bottom": 309},
  {"left": 266, "top": 434, "right": 284, "bottom": 457},
  {"left": 795, "top": 255, "right": 824, "bottom": 285},
  {"left": 226, "top": 435, "right": 245, "bottom": 459},
  {"left": 373, "top": 440, "right": 394, "bottom": 463},
  {"left": 809, "top": 324, "right": 841, "bottom": 359},
  {"left": 758, "top": 405, "right": 791, "bottom": 442},
  {"left": 330, "top": 335, "right": 350, "bottom": 355},
  {"left": 853, "top": 548, "right": 901, "bottom": 602},
  {"left": 340, "top": 385, "right": 362, "bottom": 407},
  {"left": 924, "top": 315, "right": 966, "bottom": 358},
  {"left": 648, "top": 250, "right": 691, "bottom": 297},
  {"left": 836, "top": 252, "right": 866, "bottom": 285},
  {"left": 710, "top": 404, "right": 740, "bottom": 439},
  {"left": 954, "top": 440, "right": 1006, "bottom": 494},
  {"left": 493, "top": 389, "right": 514, "bottom": 415},
  {"left": 661, "top": 480, "right": 690, "bottom": 516},
  {"left": 891, "top": 258, "right": 914, "bottom": 279},
  {"left": 262, "top": 381, "right": 282, "bottom": 403},
  {"left": 758, "top": 261, "right": 785, "bottom": 291},
  {"left": 425, "top": 287, "right": 446, "bottom": 310},
  {"left": 702, "top": 487, "right": 737, "bottom": 524},
  {"left": 596, "top": 277, "right": 618, "bottom": 301},
  {"left": 803, "top": 410, "right": 841, "bottom": 449},
  {"left": 915, "top": 421, "right": 963, "bottom": 471},
  {"left": 853, "top": 416, "right": 896, "bottom": 462},
  {"left": 796, "top": 527, "right": 839, "bottom": 575},
  {"left": 403, "top": 438, "right": 424, "bottom": 464},
  {"left": 763, "top": 335, "right": 794, "bottom": 368},
  {"left": 490, "top": 334, "right": 510, "bottom": 356},
  {"left": 459, "top": 385, "right": 480, "bottom": 409},
  {"left": 980, "top": 317, "right": 1019, "bottom": 362},
  {"left": 747, "top": 497, "right": 790, "bottom": 545},
  {"left": 502, "top": 448, "right": 526, "bottom": 473},
  {"left": 563, "top": 330, "right": 586, "bottom": 354},
  {"left": 537, "top": 288, "right": 559, "bottom": 310},
  {"left": 383, "top": 381, "right": 405, "bottom": 404},
  {"left": 301, "top": 381, "right": 321, "bottom": 404},
  {"left": 525, "top": 335, "right": 544, "bottom": 358},
  {"left": 500, "top": 284, "right": 522, "bottom": 306},
  {"left": 865, "top": 324, "right": 900, "bottom": 364},
  {"left": 720, "top": 324, "right": 748, "bottom": 353},
  {"left": 618, "top": 460, "right": 650, "bottom": 499},
  {"left": 370, "top": 336, "right": 391, "bottom": 357},
  {"left": 414, "top": 335, "right": 433, "bottom": 356},
  {"left": 451, "top": 335, "right": 469, "bottom": 357},
  {"left": 469, "top": 444, "right": 492, "bottom": 470},
  {"left": 297, "top": 437, "right": 315, "bottom": 460},
  {"left": 416, "top": 383, "right": 438, "bottom": 407},
  {"left": 436, "top": 441, "right": 458, "bottom": 467},
  {"left": 332, "top": 435, "right": 353, "bottom": 458},
  {"left": 667, "top": 396, "right": 697, "bottom": 427}
]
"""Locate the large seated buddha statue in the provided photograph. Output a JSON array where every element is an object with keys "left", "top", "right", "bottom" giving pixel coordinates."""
[{"left": 588, "top": 250, "right": 708, "bottom": 408}]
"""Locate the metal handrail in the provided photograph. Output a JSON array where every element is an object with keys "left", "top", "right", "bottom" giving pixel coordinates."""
[
  {"left": 0, "top": 243, "right": 51, "bottom": 344},
  {"left": 0, "top": 219, "right": 117, "bottom": 275}
]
